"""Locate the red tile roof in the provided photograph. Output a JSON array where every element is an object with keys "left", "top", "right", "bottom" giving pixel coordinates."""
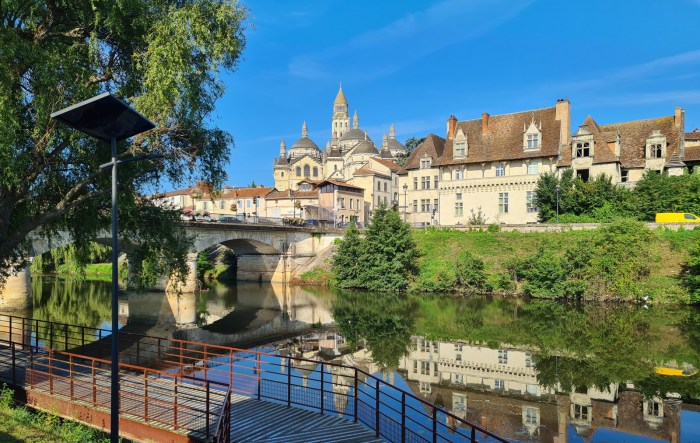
[{"left": 371, "top": 157, "right": 401, "bottom": 171}]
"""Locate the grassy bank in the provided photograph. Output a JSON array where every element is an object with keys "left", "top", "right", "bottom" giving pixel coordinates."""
[
  {"left": 0, "top": 385, "right": 111, "bottom": 443},
  {"left": 297, "top": 225, "right": 700, "bottom": 303}
]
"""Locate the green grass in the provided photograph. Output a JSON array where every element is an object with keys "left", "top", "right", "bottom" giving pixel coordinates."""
[
  {"left": 0, "top": 385, "right": 111, "bottom": 443},
  {"left": 295, "top": 267, "right": 333, "bottom": 286}
]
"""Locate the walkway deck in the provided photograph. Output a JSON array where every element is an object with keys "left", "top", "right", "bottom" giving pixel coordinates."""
[{"left": 0, "top": 344, "right": 383, "bottom": 442}]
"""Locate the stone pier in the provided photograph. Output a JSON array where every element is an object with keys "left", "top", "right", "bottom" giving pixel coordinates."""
[{"left": 0, "top": 267, "right": 32, "bottom": 311}]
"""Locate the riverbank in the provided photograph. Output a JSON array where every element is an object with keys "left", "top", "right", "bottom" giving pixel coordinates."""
[{"left": 298, "top": 225, "right": 700, "bottom": 303}]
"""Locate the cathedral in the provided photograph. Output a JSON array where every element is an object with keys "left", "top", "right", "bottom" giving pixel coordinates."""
[{"left": 273, "top": 85, "right": 405, "bottom": 191}]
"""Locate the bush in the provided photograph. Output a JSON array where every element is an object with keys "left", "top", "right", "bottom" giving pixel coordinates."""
[
  {"left": 681, "top": 238, "right": 700, "bottom": 304},
  {"left": 453, "top": 251, "right": 486, "bottom": 292}
]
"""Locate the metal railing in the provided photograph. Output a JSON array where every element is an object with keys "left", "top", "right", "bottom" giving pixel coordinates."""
[{"left": 0, "top": 313, "right": 508, "bottom": 443}]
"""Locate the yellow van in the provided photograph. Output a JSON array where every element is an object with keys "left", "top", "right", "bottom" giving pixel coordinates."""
[{"left": 655, "top": 213, "right": 700, "bottom": 223}]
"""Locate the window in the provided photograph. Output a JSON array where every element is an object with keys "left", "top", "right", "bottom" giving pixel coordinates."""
[
  {"left": 685, "top": 214, "right": 698, "bottom": 220},
  {"left": 524, "top": 407, "right": 539, "bottom": 424},
  {"left": 454, "top": 141, "right": 466, "bottom": 157},
  {"left": 455, "top": 169, "right": 463, "bottom": 180},
  {"left": 421, "top": 177, "right": 430, "bottom": 189},
  {"left": 377, "top": 196, "right": 381, "bottom": 206},
  {"left": 525, "top": 353, "right": 533, "bottom": 368},
  {"left": 377, "top": 182, "right": 381, "bottom": 191},
  {"left": 650, "top": 143, "right": 663, "bottom": 158},
  {"left": 455, "top": 202, "right": 463, "bottom": 217},
  {"left": 434, "top": 199, "right": 439, "bottom": 213},
  {"left": 313, "top": 167, "right": 318, "bottom": 177},
  {"left": 526, "top": 191, "right": 538, "bottom": 213},
  {"left": 575, "top": 142, "right": 591, "bottom": 157},
  {"left": 296, "top": 166, "right": 302, "bottom": 177},
  {"left": 499, "top": 192, "right": 509, "bottom": 213},
  {"left": 421, "top": 199, "right": 429, "bottom": 212},
  {"left": 456, "top": 353, "right": 462, "bottom": 361},
  {"left": 456, "top": 193, "right": 462, "bottom": 200},
  {"left": 219, "top": 200, "right": 224, "bottom": 209},
  {"left": 496, "top": 163, "right": 505, "bottom": 177},
  {"left": 454, "top": 373, "right": 463, "bottom": 384},
  {"left": 453, "top": 394, "right": 467, "bottom": 413},
  {"left": 304, "top": 165, "right": 310, "bottom": 176},
  {"left": 413, "top": 200, "right": 418, "bottom": 211},
  {"left": 455, "top": 344, "right": 463, "bottom": 352},
  {"left": 577, "top": 169, "right": 590, "bottom": 182},
  {"left": 413, "top": 361, "right": 418, "bottom": 373},
  {"left": 413, "top": 177, "right": 418, "bottom": 190},
  {"left": 421, "top": 158, "right": 431, "bottom": 169},
  {"left": 645, "top": 401, "right": 662, "bottom": 417},
  {"left": 498, "top": 349, "right": 508, "bottom": 364},
  {"left": 202, "top": 201, "right": 208, "bottom": 211},
  {"left": 384, "top": 182, "right": 387, "bottom": 192},
  {"left": 247, "top": 199, "right": 251, "bottom": 208},
  {"left": 350, "top": 199, "right": 353, "bottom": 210},
  {"left": 495, "top": 380, "right": 505, "bottom": 390},
  {"left": 526, "top": 384, "right": 538, "bottom": 396},
  {"left": 419, "top": 382, "right": 431, "bottom": 393},
  {"left": 340, "top": 198, "right": 345, "bottom": 209},
  {"left": 420, "top": 361, "right": 430, "bottom": 375},
  {"left": 573, "top": 404, "right": 590, "bottom": 421},
  {"left": 527, "top": 161, "right": 538, "bottom": 175},
  {"left": 526, "top": 133, "right": 540, "bottom": 149},
  {"left": 621, "top": 169, "right": 629, "bottom": 182},
  {"left": 357, "top": 199, "right": 360, "bottom": 209},
  {"left": 384, "top": 196, "right": 387, "bottom": 205}
]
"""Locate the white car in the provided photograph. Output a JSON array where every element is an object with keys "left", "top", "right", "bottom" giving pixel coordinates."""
[{"left": 194, "top": 215, "right": 213, "bottom": 222}]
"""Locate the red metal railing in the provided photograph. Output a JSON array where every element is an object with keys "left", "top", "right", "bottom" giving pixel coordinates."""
[{"left": 0, "top": 313, "right": 508, "bottom": 443}]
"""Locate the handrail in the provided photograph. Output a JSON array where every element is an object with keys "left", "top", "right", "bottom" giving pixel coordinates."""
[{"left": 0, "top": 313, "right": 508, "bottom": 443}]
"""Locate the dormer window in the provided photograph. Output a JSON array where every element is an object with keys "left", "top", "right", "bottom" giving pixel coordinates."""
[
  {"left": 646, "top": 130, "right": 666, "bottom": 159},
  {"left": 454, "top": 128, "right": 468, "bottom": 158},
  {"left": 524, "top": 118, "right": 542, "bottom": 150},
  {"left": 496, "top": 163, "right": 506, "bottom": 177},
  {"left": 420, "top": 158, "right": 432, "bottom": 169},
  {"left": 575, "top": 141, "right": 591, "bottom": 158}
]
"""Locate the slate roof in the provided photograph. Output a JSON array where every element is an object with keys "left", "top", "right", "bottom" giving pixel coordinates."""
[
  {"left": 352, "top": 140, "right": 378, "bottom": 155},
  {"left": 438, "top": 106, "right": 562, "bottom": 167},
  {"left": 402, "top": 133, "right": 446, "bottom": 171},
  {"left": 265, "top": 189, "right": 319, "bottom": 200},
  {"left": 314, "top": 179, "right": 364, "bottom": 190}
]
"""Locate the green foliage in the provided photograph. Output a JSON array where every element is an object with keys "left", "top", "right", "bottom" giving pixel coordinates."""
[
  {"left": 332, "top": 290, "right": 417, "bottom": 369},
  {"left": 395, "top": 137, "right": 425, "bottom": 167},
  {"left": 634, "top": 170, "right": 700, "bottom": 221},
  {"left": 332, "top": 208, "right": 419, "bottom": 291},
  {"left": 453, "top": 251, "right": 486, "bottom": 292},
  {"left": 681, "top": 238, "right": 700, "bottom": 304},
  {"left": 0, "top": 0, "right": 247, "bottom": 283},
  {"left": 196, "top": 251, "right": 213, "bottom": 278},
  {"left": 510, "top": 219, "right": 656, "bottom": 300}
]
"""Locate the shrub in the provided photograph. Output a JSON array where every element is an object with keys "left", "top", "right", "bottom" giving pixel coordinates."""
[
  {"left": 453, "top": 251, "right": 486, "bottom": 292},
  {"left": 681, "top": 238, "right": 700, "bottom": 304}
]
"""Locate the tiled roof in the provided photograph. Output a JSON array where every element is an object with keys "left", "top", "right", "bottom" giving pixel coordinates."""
[
  {"left": 686, "top": 129, "right": 700, "bottom": 141},
  {"left": 216, "top": 187, "right": 275, "bottom": 199},
  {"left": 352, "top": 165, "right": 390, "bottom": 178},
  {"left": 155, "top": 188, "right": 193, "bottom": 198},
  {"left": 265, "top": 189, "right": 319, "bottom": 200},
  {"left": 559, "top": 115, "right": 684, "bottom": 168},
  {"left": 684, "top": 144, "right": 700, "bottom": 162},
  {"left": 372, "top": 158, "right": 401, "bottom": 171},
  {"left": 403, "top": 133, "right": 446, "bottom": 170},
  {"left": 314, "top": 179, "right": 364, "bottom": 190},
  {"left": 438, "top": 106, "right": 562, "bottom": 167}
]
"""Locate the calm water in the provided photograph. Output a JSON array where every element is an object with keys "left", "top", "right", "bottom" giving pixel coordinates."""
[{"left": 16, "top": 277, "right": 700, "bottom": 442}]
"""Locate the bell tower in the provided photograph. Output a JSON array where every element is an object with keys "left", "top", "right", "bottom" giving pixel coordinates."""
[{"left": 331, "top": 83, "right": 350, "bottom": 140}]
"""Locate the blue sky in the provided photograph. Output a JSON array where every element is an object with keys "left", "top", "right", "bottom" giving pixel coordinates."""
[{"left": 206, "top": 0, "right": 700, "bottom": 189}]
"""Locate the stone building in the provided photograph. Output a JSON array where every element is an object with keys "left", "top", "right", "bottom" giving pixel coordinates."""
[{"left": 272, "top": 85, "right": 404, "bottom": 206}]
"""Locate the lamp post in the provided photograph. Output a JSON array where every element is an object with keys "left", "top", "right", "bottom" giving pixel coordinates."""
[
  {"left": 51, "top": 93, "right": 155, "bottom": 443},
  {"left": 555, "top": 184, "right": 561, "bottom": 224},
  {"left": 403, "top": 183, "right": 408, "bottom": 222}
]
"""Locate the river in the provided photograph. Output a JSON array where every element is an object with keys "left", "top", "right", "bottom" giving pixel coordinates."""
[{"left": 12, "top": 276, "right": 700, "bottom": 442}]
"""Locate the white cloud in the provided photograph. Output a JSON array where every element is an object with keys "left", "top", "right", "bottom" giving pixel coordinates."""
[{"left": 287, "top": 0, "right": 533, "bottom": 81}]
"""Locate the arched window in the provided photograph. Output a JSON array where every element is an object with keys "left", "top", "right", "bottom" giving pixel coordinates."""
[
  {"left": 304, "top": 165, "right": 310, "bottom": 176},
  {"left": 296, "top": 166, "right": 301, "bottom": 177},
  {"left": 313, "top": 167, "right": 318, "bottom": 177},
  {"left": 281, "top": 172, "right": 285, "bottom": 177}
]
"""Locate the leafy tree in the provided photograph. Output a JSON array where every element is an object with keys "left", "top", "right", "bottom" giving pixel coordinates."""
[
  {"left": 681, "top": 238, "right": 700, "bottom": 304},
  {"left": 362, "top": 205, "right": 420, "bottom": 291},
  {"left": 395, "top": 136, "right": 425, "bottom": 167},
  {"left": 0, "top": 1, "right": 248, "bottom": 284},
  {"left": 331, "top": 222, "right": 364, "bottom": 288},
  {"left": 633, "top": 171, "right": 700, "bottom": 221}
]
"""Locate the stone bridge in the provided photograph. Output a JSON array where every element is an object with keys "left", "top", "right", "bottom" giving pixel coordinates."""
[{"left": 1, "top": 222, "right": 341, "bottom": 310}]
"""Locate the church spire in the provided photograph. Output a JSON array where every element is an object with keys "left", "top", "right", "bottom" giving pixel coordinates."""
[
  {"left": 302, "top": 121, "right": 308, "bottom": 138},
  {"left": 279, "top": 139, "right": 286, "bottom": 159},
  {"left": 390, "top": 123, "right": 396, "bottom": 139},
  {"left": 382, "top": 132, "right": 388, "bottom": 149},
  {"left": 334, "top": 83, "right": 348, "bottom": 105},
  {"left": 353, "top": 111, "right": 359, "bottom": 129}
]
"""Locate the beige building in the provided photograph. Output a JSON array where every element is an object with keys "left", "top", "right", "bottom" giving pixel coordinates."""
[
  {"left": 401, "top": 100, "right": 569, "bottom": 226},
  {"left": 316, "top": 179, "right": 365, "bottom": 225},
  {"left": 350, "top": 156, "right": 401, "bottom": 220}
]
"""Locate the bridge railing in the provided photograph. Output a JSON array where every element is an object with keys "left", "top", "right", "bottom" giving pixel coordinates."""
[{"left": 0, "top": 313, "right": 508, "bottom": 443}]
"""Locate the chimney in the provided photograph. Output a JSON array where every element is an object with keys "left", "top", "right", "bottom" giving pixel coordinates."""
[
  {"left": 675, "top": 107, "right": 685, "bottom": 129},
  {"left": 481, "top": 113, "right": 490, "bottom": 135},
  {"left": 447, "top": 115, "right": 457, "bottom": 139},
  {"left": 555, "top": 98, "right": 571, "bottom": 146}
]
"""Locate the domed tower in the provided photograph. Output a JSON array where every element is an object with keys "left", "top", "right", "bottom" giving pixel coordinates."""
[
  {"left": 273, "top": 139, "right": 291, "bottom": 191},
  {"left": 387, "top": 123, "right": 406, "bottom": 158},
  {"left": 332, "top": 84, "right": 350, "bottom": 140},
  {"left": 288, "top": 121, "right": 322, "bottom": 159}
]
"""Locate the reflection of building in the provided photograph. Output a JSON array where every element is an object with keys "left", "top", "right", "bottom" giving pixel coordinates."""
[{"left": 399, "top": 336, "right": 684, "bottom": 443}]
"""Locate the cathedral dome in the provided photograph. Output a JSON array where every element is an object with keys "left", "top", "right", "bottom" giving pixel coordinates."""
[
  {"left": 352, "top": 140, "right": 378, "bottom": 155},
  {"left": 387, "top": 138, "right": 405, "bottom": 152},
  {"left": 288, "top": 121, "right": 322, "bottom": 159},
  {"left": 340, "top": 128, "right": 371, "bottom": 142}
]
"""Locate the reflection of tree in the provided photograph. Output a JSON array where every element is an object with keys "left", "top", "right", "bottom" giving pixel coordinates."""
[{"left": 332, "top": 290, "right": 417, "bottom": 370}]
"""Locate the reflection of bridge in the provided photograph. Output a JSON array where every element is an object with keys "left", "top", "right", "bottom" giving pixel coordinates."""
[
  {"left": 0, "top": 314, "right": 508, "bottom": 443},
  {"left": 1, "top": 222, "right": 341, "bottom": 310}
]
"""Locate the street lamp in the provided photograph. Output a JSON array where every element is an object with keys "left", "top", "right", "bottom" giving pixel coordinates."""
[
  {"left": 555, "top": 184, "right": 561, "bottom": 224},
  {"left": 51, "top": 92, "right": 155, "bottom": 443},
  {"left": 403, "top": 183, "right": 408, "bottom": 222}
]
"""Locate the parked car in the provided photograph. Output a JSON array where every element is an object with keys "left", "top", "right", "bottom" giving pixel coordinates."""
[
  {"left": 655, "top": 212, "right": 700, "bottom": 223},
  {"left": 218, "top": 216, "right": 242, "bottom": 223},
  {"left": 304, "top": 219, "right": 321, "bottom": 228},
  {"left": 194, "top": 215, "right": 213, "bottom": 222}
]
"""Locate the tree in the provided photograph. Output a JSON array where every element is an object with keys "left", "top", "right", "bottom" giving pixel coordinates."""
[
  {"left": 0, "top": 1, "right": 248, "bottom": 283},
  {"left": 395, "top": 136, "right": 425, "bottom": 167},
  {"left": 331, "top": 221, "right": 364, "bottom": 288}
]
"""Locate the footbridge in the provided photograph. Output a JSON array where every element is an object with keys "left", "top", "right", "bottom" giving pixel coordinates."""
[
  {"left": 1, "top": 222, "right": 341, "bottom": 310},
  {"left": 0, "top": 314, "right": 508, "bottom": 443}
]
